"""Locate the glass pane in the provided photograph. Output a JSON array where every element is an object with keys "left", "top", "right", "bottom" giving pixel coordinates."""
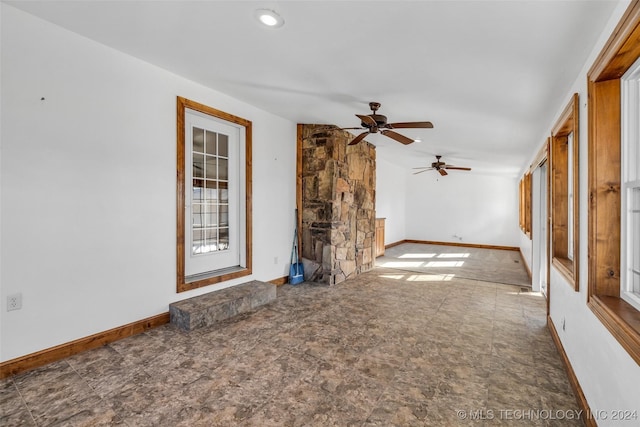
[
  {"left": 218, "top": 158, "right": 228, "bottom": 180},
  {"left": 192, "top": 203, "right": 203, "bottom": 227},
  {"left": 193, "top": 127, "right": 204, "bottom": 153},
  {"left": 205, "top": 156, "right": 217, "bottom": 180},
  {"left": 192, "top": 183, "right": 204, "bottom": 202},
  {"left": 219, "top": 204, "right": 229, "bottom": 226},
  {"left": 219, "top": 181, "right": 229, "bottom": 203},
  {"left": 186, "top": 116, "right": 237, "bottom": 264},
  {"left": 205, "top": 204, "right": 217, "bottom": 226},
  {"left": 206, "top": 131, "right": 217, "bottom": 156},
  {"left": 218, "top": 134, "right": 228, "bottom": 157},
  {"left": 205, "top": 180, "right": 217, "bottom": 202},
  {"left": 205, "top": 228, "right": 218, "bottom": 252},
  {"left": 192, "top": 230, "right": 204, "bottom": 255},
  {"left": 193, "top": 154, "right": 204, "bottom": 178},
  {"left": 219, "top": 228, "right": 229, "bottom": 251}
]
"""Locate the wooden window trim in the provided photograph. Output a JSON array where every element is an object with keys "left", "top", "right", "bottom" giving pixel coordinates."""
[
  {"left": 525, "top": 172, "right": 532, "bottom": 239},
  {"left": 519, "top": 173, "right": 532, "bottom": 239},
  {"left": 550, "top": 93, "right": 579, "bottom": 290},
  {"left": 587, "top": 0, "right": 640, "bottom": 365},
  {"left": 176, "top": 97, "right": 253, "bottom": 293},
  {"left": 519, "top": 178, "right": 525, "bottom": 231}
]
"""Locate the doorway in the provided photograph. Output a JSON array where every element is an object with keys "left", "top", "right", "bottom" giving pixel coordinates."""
[
  {"left": 531, "top": 161, "right": 549, "bottom": 297},
  {"left": 176, "top": 97, "right": 252, "bottom": 293}
]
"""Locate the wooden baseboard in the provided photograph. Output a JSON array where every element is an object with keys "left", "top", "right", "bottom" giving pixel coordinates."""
[
  {"left": 384, "top": 240, "right": 406, "bottom": 249},
  {"left": 269, "top": 276, "right": 288, "bottom": 286},
  {"left": 0, "top": 313, "right": 169, "bottom": 379},
  {"left": 400, "top": 239, "right": 520, "bottom": 252},
  {"left": 1, "top": 274, "right": 289, "bottom": 378},
  {"left": 547, "top": 316, "right": 596, "bottom": 427}
]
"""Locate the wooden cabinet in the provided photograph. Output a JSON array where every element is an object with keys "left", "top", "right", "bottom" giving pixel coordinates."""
[{"left": 375, "top": 218, "right": 385, "bottom": 257}]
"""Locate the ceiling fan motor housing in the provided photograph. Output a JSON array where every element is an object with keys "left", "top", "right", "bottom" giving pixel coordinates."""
[
  {"left": 349, "top": 101, "right": 433, "bottom": 145},
  {"left": 360, "top": 102, "right": 387, "bottom": 128},
  {"left": 361, "top": 114, "right": 387, "bottom": 128}
]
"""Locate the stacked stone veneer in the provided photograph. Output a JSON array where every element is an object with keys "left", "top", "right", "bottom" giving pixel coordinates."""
[{"left": 300, "top": 124, "right": 376, "bottom": 285}]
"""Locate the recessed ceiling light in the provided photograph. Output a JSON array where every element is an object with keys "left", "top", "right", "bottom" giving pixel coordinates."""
[
  {"left": 255, "top": 9, "right": 284, "bottom": 28},
  {"left": 414, "top": 138, "right": 422, "bottom": 143}
]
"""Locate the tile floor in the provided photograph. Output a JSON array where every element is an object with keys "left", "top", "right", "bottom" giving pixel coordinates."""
[
  {"left": 1, "top": 263, "right": 581, "bottom": 426},
  {"left": 377, "top": 243, "right": 531, "bottom": 287}
]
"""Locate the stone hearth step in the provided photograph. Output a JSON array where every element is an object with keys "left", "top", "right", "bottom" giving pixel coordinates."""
[{"left": 169, "top": 280, "right": 277, "bottom": 331}]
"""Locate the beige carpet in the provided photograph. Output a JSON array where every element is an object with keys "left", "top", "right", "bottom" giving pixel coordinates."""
[{"left": 377, "top": 243, "right": 531, "bottom": 287}]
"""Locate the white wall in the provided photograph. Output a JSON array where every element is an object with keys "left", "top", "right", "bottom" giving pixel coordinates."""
[
  {"left": 520, "top": 1, "right": 640, "bottom": 424},
  {"left": 0, "top": 2, "right": 4, "bottom": 363},
  {"left": 405, "top": 171, "right": 520, "bottom": 247},
  {"left": 518, "top": 232, "right": 533, "bottom": 275},
  {"left": 0, "top": 5, "right": 297, "bottom": 362},
  {"left": 375, "top": 157, "right": 406, "bottom": 245}
]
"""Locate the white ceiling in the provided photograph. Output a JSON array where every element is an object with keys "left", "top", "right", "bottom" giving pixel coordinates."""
[{"left": 6, "top": 0, "right": 621, "bottom": 176}]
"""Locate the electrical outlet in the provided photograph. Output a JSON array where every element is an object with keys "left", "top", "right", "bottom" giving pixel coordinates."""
[{"left": 7, "top": 293, "right": 22, "bottom": 311}]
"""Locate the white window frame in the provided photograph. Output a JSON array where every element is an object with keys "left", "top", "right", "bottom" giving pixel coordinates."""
[
  {"left": 184, "top": 109, "right": 245, "bottom": 278},
  {"left": 621, "top": 56, "right": 640, "bottom": 311}
]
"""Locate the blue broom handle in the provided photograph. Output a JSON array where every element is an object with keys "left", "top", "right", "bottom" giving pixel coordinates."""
[{"left": 291, "top": 223, "right": 299, "bottom": 265}]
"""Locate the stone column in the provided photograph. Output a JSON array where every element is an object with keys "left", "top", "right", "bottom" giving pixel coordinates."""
[{"left": 300, "top": 125, "right": 376, "bottom": 285}]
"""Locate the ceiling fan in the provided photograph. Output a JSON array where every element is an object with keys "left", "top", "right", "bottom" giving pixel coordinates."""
[
  {"left": 342, "top": 102, "right": 434, "bottom": 146},
  {"left": 413, "top": 155, "right": 472, "bottom": 176}
]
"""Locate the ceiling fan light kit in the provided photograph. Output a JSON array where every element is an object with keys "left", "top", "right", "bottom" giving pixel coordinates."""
[{"left": 345, "top": 102, "right": 434, "bottom": 146}]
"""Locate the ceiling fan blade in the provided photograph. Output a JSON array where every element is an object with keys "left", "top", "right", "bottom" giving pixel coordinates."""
[
  {"left": 380, "top": 130, "right": 414, "bottom": 145},
  {"left": 356, "top": 114, "right": 377, "bottom": 127},
  {"left": 444, "top": 166, "right": 472, "bottom": 171},
  {"left": 386, "top": 121, "right": 434, "bottom": 129},
  {"left": 438, "top": 169, "right": 448, "bottom": 176},
  {"left": 413, "top": 169, "right": 433, "bottom": 175},
  {"left": 348, "top": 131, "right": 370, "bottom": 145}
]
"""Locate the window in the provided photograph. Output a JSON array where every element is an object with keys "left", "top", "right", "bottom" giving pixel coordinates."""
[
  {"left": 587, "top": 0, "right": 640, "bottom": 366},
  {"left": 176, "top": 97, "right": 252, "bottom": 293},
  {"left": 519, "top": 172, "right": 532, "bottom": 238},
  {"left": 550, "top": 93, "right": 579, "bottom": 290},
  {"left": 621, "top": 57, "right": 640, "bottom": 311}
]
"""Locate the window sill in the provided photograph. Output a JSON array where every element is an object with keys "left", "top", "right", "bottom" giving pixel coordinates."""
[
  {"left": 588, "top": 295, "right": 640, "bottom": 366},
  {"left": 552, "top": 256, "right": 577, "bottom": 290}
]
